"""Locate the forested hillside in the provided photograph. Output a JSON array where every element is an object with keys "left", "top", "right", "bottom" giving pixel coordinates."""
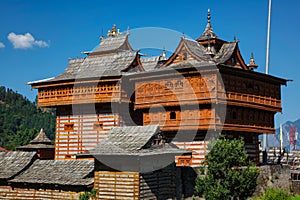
[{"left": 0, "top": 86, "right": 55, "bottom": 150}]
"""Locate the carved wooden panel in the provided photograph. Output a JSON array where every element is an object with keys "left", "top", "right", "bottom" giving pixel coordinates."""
[
  {"left": 170, "top": 46, "right": 198, "bottom": 64},
  {"left": 135, "top": 74, "right": 216, "bottom": 108}
]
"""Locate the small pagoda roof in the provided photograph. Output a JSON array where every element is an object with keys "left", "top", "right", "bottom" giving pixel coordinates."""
[
  {"left": 10, "top": 160, "right": 94, "bottom": 186},
  {"left": 17, "top": 129, "right": 54, "bottom": 150},
  {"left": 31, "top": 128, "right": 52, "bottom": 144},
  {"left": 0, "top": 151, "right": 36, "bottom": 180}
]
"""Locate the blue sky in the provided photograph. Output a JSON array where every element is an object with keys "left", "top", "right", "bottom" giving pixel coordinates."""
[{"left": 0, "top": 0, "right": 299, "bottom": 127}]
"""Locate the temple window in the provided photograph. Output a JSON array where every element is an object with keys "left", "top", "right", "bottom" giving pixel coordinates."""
[
  {"left": 64, "top": 123, "right": 74, "bottom": 131},
  {"left": 170, "top": 111, "right": 176, "bottom": 120},
  {"left": 93, "top": 122, "right": 104, "bottom": 131}
]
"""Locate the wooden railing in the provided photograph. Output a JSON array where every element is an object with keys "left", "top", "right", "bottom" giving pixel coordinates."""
[
  {"left": 219, "top": 91, "right": 281, "bottom": 110},
  {"left": 38, "top": 84, "right": 123, "bottom": 107},
  {"left": 136, "top": 91, "right": 281, "bottom": 111}
]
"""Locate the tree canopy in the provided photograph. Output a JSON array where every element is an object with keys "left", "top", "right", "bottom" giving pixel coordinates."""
[
  {"left": 195, "top": 136, "right": 259, "bottom": 200},
  {"left": 0, "top": 86, "right": 55, "bottom": 150}
]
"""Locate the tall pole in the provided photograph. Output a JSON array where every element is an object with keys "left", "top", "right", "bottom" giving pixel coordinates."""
[
  {"left": 265, "top": 0, "right": 272, "bottom": 75},
  {"left": 263, "top": 0, "right": 272, "bottom": 152}
]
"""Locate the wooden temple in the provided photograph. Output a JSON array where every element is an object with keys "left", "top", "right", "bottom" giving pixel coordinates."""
[
  {"left": 28, "top": 10, "right": 286, "bottom": 166},
  {"left": 0, "top": 9, "right": 288, "bottom": 200}
]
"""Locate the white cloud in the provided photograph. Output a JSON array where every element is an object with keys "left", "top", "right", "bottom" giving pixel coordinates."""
[
  {"left": 34, "top": 40, "right": 49, "bottom": 48},
  {"left": 7, "top": 32, "right": 49, "bottom": 49},
  {"left": 0, "top": 42, "right": 5, "bottom": 48}
]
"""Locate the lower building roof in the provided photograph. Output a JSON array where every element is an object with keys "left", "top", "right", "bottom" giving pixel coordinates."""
[
  {"left": 0, "top": 151, "right": 36, "bottom": 180},
  {"left": 77, "top": 125, "right": 190, "bottom": 172},
  {"left": 10, "top": 160, "right": 94, "bottom": 186}
]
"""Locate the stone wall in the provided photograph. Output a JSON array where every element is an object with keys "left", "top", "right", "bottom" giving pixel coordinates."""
[
  {"left": 292, "top": 181, "right": 300, "bottom": 194},
  {"left": 254, "top": 164, "right": 291, "bottom": 197}
]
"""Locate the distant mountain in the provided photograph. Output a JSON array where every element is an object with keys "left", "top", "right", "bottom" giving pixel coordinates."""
[
  {"left": 267, "top": 118, "right": 300, "bottom": 151},
  {"left": 0, "top": 86, "right": 55, "bottom": 150}
]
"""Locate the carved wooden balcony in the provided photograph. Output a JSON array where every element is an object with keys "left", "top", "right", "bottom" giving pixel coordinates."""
[{"left": 37, "top": 84, "right": 126, "bottom": 107}]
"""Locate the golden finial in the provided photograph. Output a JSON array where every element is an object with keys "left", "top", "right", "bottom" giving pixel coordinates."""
[{"left": 107, "top": 24, "right": 122, "bottom": 37}]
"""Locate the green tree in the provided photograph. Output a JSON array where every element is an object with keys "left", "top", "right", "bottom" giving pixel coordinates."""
[{"left": 195, "top": 136, "right": 259, "bottom": 200}]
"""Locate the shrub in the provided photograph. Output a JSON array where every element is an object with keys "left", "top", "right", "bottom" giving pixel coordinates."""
[
  {"left": 259, "top": 187, "right": 291, "bottom": 200},
  {"left": 79, "top": 191, "right": 89, "bottom": 200},
  {"left": 194, "top": 136, "right": 259, "bottom": 200}
]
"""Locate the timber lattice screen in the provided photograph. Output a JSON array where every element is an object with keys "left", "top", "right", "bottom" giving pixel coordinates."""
[
  {"left": 94, "top": 171, "right": 140, "bottom": 200},
  {"left": 0, "top": 186, "right": 80, "bottom": 200},
  {"left": 55, "top": 113, "right": 119, "bottom": 160}
]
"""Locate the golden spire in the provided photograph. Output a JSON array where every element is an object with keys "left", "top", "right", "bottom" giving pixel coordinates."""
[{"left": 107, "top": 24, "right": 122, "bottom": 37}]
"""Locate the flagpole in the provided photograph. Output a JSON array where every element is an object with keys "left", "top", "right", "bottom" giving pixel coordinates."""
[
  {"left": 265, "top": 0, "right": 272, "bottom": 75},
  {"left": 280, "top": 124, "right": 283, "bottom": 153},
  {"left": 263, "top": 0, "right": 272, "bottom": 152}
]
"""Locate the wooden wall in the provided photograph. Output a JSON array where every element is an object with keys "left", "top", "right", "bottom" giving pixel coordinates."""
[
  {"left": 94, "top": 171, "right": 140, "bottom": 200},
  {"left": 221, "top": 73, "right": 282, "bottom": 112},
  {"left": 55, "top": 106, "right": 120, "bottom": 160},
  {"left": 143, "top": 105, "right": 275, "bottom": 134},
  {"left": 174, "top": 141, "right": 208, "bottom": 167},
  {"left": 94, "top": 165, "right": 177, "bottom": 200},
  {"left": 0, "top": 186, "right": 80, "bottom": 200},
  {"left": 143, "top": 107, "right": 214, "bottom": 131},
  {"left": 175, "top": 134, "right": 259, "bottom": 165},
  {"left": 140, "top": 164, "right": 176, "bottom": 200},
  {"left": 220, "top": 106, "right": 275, "bottom": 134},
  {"left": 38, "top": 149, "right": 54, "bottom": 160}
]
